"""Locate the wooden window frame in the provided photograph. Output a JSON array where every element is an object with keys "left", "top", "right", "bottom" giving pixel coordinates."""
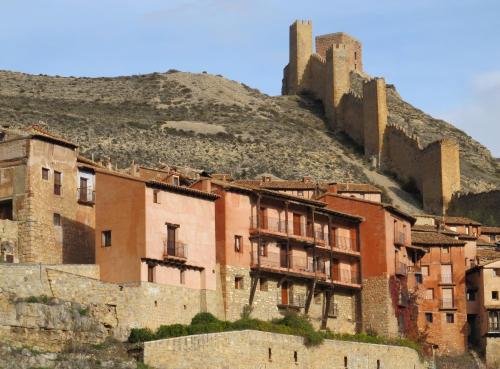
[
  {"left": 102, "top": 230, "right": 112, "bottom": 247},
  {"left": 54, "top": 171, "right": 62, "bottom": 195},
  {"left": 234, "top": 235, "right": 243, "bottom": 253},
  {"left": 42, "top": 167, "right": 50, "bottom": 180}
]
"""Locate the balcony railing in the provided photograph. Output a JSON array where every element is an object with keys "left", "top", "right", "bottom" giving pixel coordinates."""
[
  {"left": 77, "top": 187, "right": 95, "bottom": 204},
  {"left": 395, "top": 232, "right": 406, "bottom": 246},
  {"left": 276, "top": 291, "right": 305, "bottom": 308},
  {"left": 333, "top": 236, "right": 357, "bottom": 252},
  {"left": 441, "top": 272, "right": 453, "bottom": 284},
  {"left": 440, "top": 297, "right": 455, "bottom": 310},
  {"left": 314, "top": 229, "right": 329, "bottom": 243},
  {"left": 332, "top": 268, "right": 360, "bottom": 285},
  {"left": 407, "top": 265, "right": 421, "bottom": 274},
  {"left": 163, "top": 240, "right": 188, "bottom": 259},
  {"left": 396, "top": 262, "right": 408, "bottom": 276},
  {"left": 488, "top": 323, "right": 500, "bottom": 333},
  {"left": 250, "top": 216, "right": 287, "bottom": 234}
]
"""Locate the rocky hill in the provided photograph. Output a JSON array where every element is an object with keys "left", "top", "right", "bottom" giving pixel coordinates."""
[{"left": 0, "top": 70, "right": 498, "bottom": 213}]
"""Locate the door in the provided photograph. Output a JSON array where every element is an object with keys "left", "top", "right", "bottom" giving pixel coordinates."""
[
  {"left": 293, "top": 213, "right": 301, "bottom": 236},
  {"left": 167, "top": 224, "right": 177, "bottom": 255},
  {"left": 281, "top": 282, "right": 289, "bottom": 305},
  {"left": 259, "top": 207, "right": 268, "bottom": 229},
  {"left": 79, "top": 177, "right": 88, "bottom": 202},
  {"left": 280, "top": 244, "right": 288, "bottom": 268},
  {"left": 332, "top": 259, "right": 339, "bottom": 281}
]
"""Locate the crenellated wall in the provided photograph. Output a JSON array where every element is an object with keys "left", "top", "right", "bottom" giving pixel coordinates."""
[{"left": 282, "top": 20, "right": 461, "bottom": 215}]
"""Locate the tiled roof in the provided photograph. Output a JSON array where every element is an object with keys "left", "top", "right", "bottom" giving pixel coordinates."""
[
  {"left": 477, "top": 239, "right": 497, "bottom": 247},
  {"left": 26, "top": 125, "right": 78, "bottom": 148},
  {"left": 439, "top": 216, "right": 481, "bottom": 226},
  {"left": 411, "top": 231, "right": 465, "bottom": 246},
  {"left": 232, "top": 179, "right": 381, "bottom": 193},
  {"left": 412, "top": 225, "right": 437, "bottom": 232},
  {"left": 148, "top": 180, "right": 219, "bottom": 201},
  {"left": 477, "top": 248, "right": 500, "bottom": 264},
  {"left": 482, "top": 226, "right": 500, "bottom": 234}
]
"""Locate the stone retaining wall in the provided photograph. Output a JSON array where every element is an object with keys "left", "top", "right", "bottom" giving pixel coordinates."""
[{"left": 143, "top": 330, "right": 429, "bottom": 369}]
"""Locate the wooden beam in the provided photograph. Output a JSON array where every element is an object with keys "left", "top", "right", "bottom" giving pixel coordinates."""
[{"left": 321, "top": 289, "right": 332, "bottom": 329}]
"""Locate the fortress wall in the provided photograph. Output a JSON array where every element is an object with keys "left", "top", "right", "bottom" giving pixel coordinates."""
[
  {"left": 447, "top": 190, "right": 500, "bottom": 225},
  {"left": 143, "top": 330, "right": 427, "bottom": 369},
  {"left": 339, "top": 92, "right": 364, "bottom": 146},
  {"left": 362, "top": 78, "right": 388, "bottom": 160},
  {"left": 306, "top": 54, "right": 327, "bottom": 100},
  {"left": 383, "top": 124, "right": 423, "bottom": 189}
]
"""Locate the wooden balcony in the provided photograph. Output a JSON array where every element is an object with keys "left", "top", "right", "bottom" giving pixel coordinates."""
[
  {"left": 395, "top": 262, "right": 408, "bottom": 276},
  {"left": 77, "top": 187, "right": 95, "bottom": 205}
]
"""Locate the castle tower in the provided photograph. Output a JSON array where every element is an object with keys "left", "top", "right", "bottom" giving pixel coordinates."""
[
  {"left": 284, "top": 20, "right": 312, "bottom": 95},
  {"left": 422, "top": 139, "right": 461, "bottom": 215},
  {"left": 363, "top": 78, "right": 388, "bottom": 165},
  {"left": 324, "top": 45, "right": 351, "bottom": 128},
  {"left": 316, "top": 32, "right": 363, "bottom": 73}
]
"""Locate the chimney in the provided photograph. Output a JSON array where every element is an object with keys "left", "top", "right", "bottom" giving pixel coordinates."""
[
  {"left": 302, "top": 176, "right": 312, "bottom": 183},
  {"left": 200, "top": 179, "right": 212, "bottom": 193},
  {"left": 130, "top": 160, "right": 139, "bottom": 177},
  {"left": 328, "top": 183, "right": 338, "bottom": 193}
]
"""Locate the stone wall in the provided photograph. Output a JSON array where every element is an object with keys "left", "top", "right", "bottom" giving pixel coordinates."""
[
  {"left": 485, "top": 337, "right": 500, "bottom": 369},
  {"left": 0, "top": 264, "right": 224, "bottom": 340},
  {"left": 361, "top": 276, "right": 399, "bottom": 338},
  {"left": 220, "top": 265, "right": 358, "bottom": 332},
  {"left": 0, "top": 219, "right": 19, "bottom": 262},
  {"left": 447, "top": 190, "right": 500, "bottom": 226},
  {"left": 143, "top": 330, "right": 428, "bottom": 369}
]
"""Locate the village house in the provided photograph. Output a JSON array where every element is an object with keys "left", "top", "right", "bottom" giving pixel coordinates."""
[
  {"left": 411, "top": 225, "right": 468, "bottom": 354},
  {"left": 0, "top": 126, "right": 95, "bottom": 264},
  {"left": 480, "top": 226, "right": 500, "bottom": 246},
  {"left": 466, "top": 258, "right": 500, "bottom": 368},
  {"left": 212, "top": 179, "right": 363, "bottom": 332},
  {"left": 315, "top": 190, "right": 423, "bottom": 339}
]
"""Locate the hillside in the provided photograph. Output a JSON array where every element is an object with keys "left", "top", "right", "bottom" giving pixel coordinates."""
[{"left": 0, "top": 70, "right": 498, "bottom": 213}]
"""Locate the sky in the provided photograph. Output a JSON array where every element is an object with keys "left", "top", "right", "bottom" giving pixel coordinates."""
[{"left": 1, "top": 0, "right": 499, "bottom": 156}]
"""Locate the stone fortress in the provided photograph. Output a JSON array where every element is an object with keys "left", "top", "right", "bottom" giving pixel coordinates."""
[{"left": 282, "top": 20, "right": 461, "bottom": 216}]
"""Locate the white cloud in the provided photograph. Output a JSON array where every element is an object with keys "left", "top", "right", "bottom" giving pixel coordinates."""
[{"left": 443, "top": 70, "right": 500, "bottom": 157}]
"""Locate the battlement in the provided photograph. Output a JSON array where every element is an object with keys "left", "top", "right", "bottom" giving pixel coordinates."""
[{"left": 282, "top": 20, "right": 461, "bottom": 215}]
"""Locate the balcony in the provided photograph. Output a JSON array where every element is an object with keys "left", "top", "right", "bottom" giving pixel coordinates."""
[
  {"left": 394, "top": 232, "right": 406, "bottom": 246},
  {"left": 276, "top": 291, "right": 305, "bottom": 309},
  {"left": 332, "top": 235, "right": 359, "bottom": 254},
  {"left": 488, "top": 324, "right": 500, "bottom": 334},
  {"left": 395, "top": 262, "right": 408, "bottom": 276},
  {"left": 163, "top": 240, "right": 188, "bottom": 262},
  {"left": 332, "top": 268, "right": 361, "bottom": 286},
  {"left": 314, "top": 229, "right": 329, "bottom": 245},
  {"left": 250, "top": 216, "right": 287, "bottom": 234},
  {"left": 440, "top": 297, "right": 456, "bottom": 310},
  {"left": 407, "top": 265, "right": 421, "bottom": 274},
  {"left": 77, "top": 187, "right": 95, "bottom": 205}
]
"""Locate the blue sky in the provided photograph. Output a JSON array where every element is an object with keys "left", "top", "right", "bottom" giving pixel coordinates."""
[{"left": 1, "top": 0, "right": 499, "bottom": 156}]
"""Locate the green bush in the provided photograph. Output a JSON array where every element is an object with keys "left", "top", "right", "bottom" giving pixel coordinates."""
[
  {"left": 190, "top": 312, "right": 220, "bottom": 326},
  {"left": 25, "top": 295, "right": 51, "bottom": 304},
  {"left": 128, "top": 328, "right": 155, "bottom": 343},
  {"left": 156, "top": 324, "right": 188, "bottom": 339}
]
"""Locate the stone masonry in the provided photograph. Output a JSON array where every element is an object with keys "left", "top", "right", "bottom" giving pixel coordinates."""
[{"left": 143, "top": 330, "right": 428, "bottom": 369}]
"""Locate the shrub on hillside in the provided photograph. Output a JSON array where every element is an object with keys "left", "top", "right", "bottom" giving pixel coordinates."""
[
  {"left": 190, "top": 312, "right": 220, "bottom": 325},
  {"left": 128, "top": 328, "right": 155, "bottom": 343}
]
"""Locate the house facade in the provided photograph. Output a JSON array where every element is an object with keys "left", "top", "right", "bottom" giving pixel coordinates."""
[
  {"left": 0, "top": 127, "right": 95, "bottom": 264},
  {"left": 212, "top": 180, "right": 363, "bottom": 332},
  {"left": 313, "top": 193, "right": 422, "bottom": 339}
]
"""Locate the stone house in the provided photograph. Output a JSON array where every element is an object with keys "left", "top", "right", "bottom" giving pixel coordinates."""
[
  {"left": 212, "top": 179, "right": 363, "bottom": 332},
  {"left": 0, "top": 126, "right": 95, "bottom": 264},
  {"left": 466, "top": 259, "right": 500, "bottom": 368},
  {"left": 411, "top": 228, "right": 468, "bottom": 354},
  {"left": 316, "top": 192, "right": 423, "bottom": 339}
]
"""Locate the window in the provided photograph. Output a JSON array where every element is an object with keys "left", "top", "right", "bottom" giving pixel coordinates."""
[
  {"left": 235, "top": 276, "right": 244, "bottom": 290},
  {"left": 492, "top": 291, "right": 499, "bottom": 300},
  {"left": 153, "top": 190, "right": 160, "bottom": 204},
  {"left": 268, "top": 348, "right": 272, "bottom": 362},
  {"left": 148, "top": 265, "right": 155, "bottom": 283},
  {"left": 172, "top": 175, "right": 180, "bottom": 186},
  {"left": 234, "top": 235, "right": 242, "bottom": 253},
  {"left": 0, "top": 199, "right": 13, "bottom": 220},
  {"left": 54, "top": 171, "right": 62, "bottom": 195},
  {"left": 441, "top": 264, "right": 453, "bottom": 284},
  {"left": 425, "top": 289, "right": 434, "bottom": 300},
  {"left": 294, "top": 351, "right": 298, "bottom": 363},
  {"left": 297, "top": 190, "right": 304, "bottom": 197},
  {"left": 101, "top": 230, "right": 112, "bottom": 247},
  {"left": 180, "top": 270, "right": 185, "bottom": 284},
  {"left": 259, "top": 242, "right": 267, "bottom": 257},
  {"left": 494, "top": 269, "right": 500, "bottom": 277},
  {"left": 415, "top": 273, "right": 423, "bottom": 284},
  {"left": 467, "top": 289, "right": 476, "bottom": 301},
  {"left": 446, "top": 313, "right": 454, "bottom": 323},
  {"left": 442, "top": 246, "right": 450, "bottom": 254},
  {"left": 53, "top": 213, "right": 61, "bottom": 226},
  {"left": 166, "top": 223, "right": 178, "bottom": 256},
  {"left": 344, "top": 357, "right": 348, "bottom": 368},
  {"left": 42, "top": 167, "right": 49, "bottom": 180},
  {"left": 259, "top": 278, "right": 268, "bottom": 291},
  {"left": 489, "top": 311, "right": 500, "bottom": 332},
  {"left": 425, "top": 313, "right": 433, "bottom": 323},
  {"left": 442, "top": 288, "right": 454, "bottom": 309}
]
